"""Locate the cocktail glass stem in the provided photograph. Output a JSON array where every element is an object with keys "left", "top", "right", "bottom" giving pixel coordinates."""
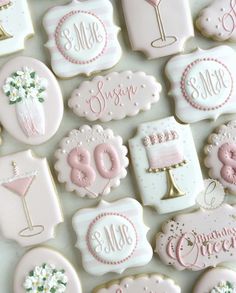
[
  {"left": 21, "top": 197, "right": 33, "bottom": 231},
  {"left": 154, "top": 4, "right": 166, "bottom": 42}
]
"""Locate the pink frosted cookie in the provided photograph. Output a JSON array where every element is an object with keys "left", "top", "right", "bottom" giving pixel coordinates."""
[
  {"left": 205, "top": 120, "right": 236, "bottom": 194},
  {"left": 121, "top": 0, "right": 194, "bottom": 59},
  {"left": 166, "top": 46, "right": 236, "bottom": 123},
  {"left": 68, "top": 71, "right": 162, "bottom": 122},
  {"left": 0, "top": 150, "right": 63, "bottom": 247},
  {"left": 193, "top": 267, "right": 236, "bottom": 293},
  {"left": 129, "top": 116, "right": 204, "bottom": 214},
  {"left": 156, "top": 203, "right": 236, "bottom": 271},
  {"left": 55, "top": 125, "right": 128, "bottom": 198},
  {"left": 72, "top": 198, "right": 153, "bottom": 275},
  {"left": 0, "top": 56, "right": 63, "bottom": 145},
  {"left": 93, "top": 274, "right": 181, "bottom": 293},
  {"left": 196, "top": 0, "right": 236, "bottom": 42},
  {"left": 43, "top": 0, "right": 122, "bottom": 78},
  {"left": 14, "top": 247, "right": 82, "bottom": 293},
  {"left": 0, "top": 0, "right": 34, "bottom": 56}
]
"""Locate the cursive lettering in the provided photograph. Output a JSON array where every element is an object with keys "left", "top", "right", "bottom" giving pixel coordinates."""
[{"left": 221, "top": 0, "right": 236, "bottom": 35}]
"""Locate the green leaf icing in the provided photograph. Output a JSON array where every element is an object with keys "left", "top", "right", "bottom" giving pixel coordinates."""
[{"left": 210, "top": 281, "right": 236, "bottom": 293}]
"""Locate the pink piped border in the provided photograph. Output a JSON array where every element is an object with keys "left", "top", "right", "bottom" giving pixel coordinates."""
[
  {"left": 86, "top": 212, "right": 138, "bottom": 265},
  {"left": 181, "top": 58, "right": 233, "bottom": 111},
  {"left": 55, "top": 10, "right": 108, "bottom": 65}
]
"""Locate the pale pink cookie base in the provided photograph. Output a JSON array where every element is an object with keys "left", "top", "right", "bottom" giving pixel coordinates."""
[{"left": 14, "top": 247, "right": 82, "bottom": 293}]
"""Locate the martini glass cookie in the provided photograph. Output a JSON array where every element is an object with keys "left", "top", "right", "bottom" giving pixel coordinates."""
[
  {"left": 0, "top": 56, "right": 63, "bottom": 145},
  {"left": 14, "top": 247, "right": 82, "bottom": 293},
  {"left": 0, "top": 0, "right": 34, "bottom": 56},
  {"left": 43, "top": 0, "right": 122, "bottom": 78},
  {"left": 0, "top": 150, "right": 63, "bottom": 247},
  {"left": 122, "top": 0, "right": 194, "bottom": 59},
  {"left": 72, "top": 198, "right": 153, "bottom": 275},
  {"left": 166, "top": 45, "right": 236, "bottom": 123},
  {"left": 55, "top": 125, "right": 128, "bottom": 198}
]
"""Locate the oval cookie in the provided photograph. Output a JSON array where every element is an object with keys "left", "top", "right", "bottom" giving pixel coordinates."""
[{"left": 0, "top": 56, "right": 63, "bottom": 145}]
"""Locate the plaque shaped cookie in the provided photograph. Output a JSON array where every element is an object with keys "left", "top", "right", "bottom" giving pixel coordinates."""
[
  {"left": 55, "top": 125, "right": 129, "bottom": 198},
  {"left": 156, "top": 204, "right": 236, "bottom": 271},
  {"left": 43, "top": 0, "right": 122, "bottom": 78},
  {"left": 205, "top": 120, "right": 236, "bottom": 195},
  {"left": 196, "top": 0, "right": 236, "bottom": 42},
  {"left": 0, "top": 150, "right": 63, "bottom": 247},
  {"left": 121, "top": 0, "right": 194, "bottom": 59},
  {"left": 193, "top": 267, "right": 236, "bottom": 293},
  {"left": 93, "top": 274, "right": 181, "bottom": 293},
  {"left": 0, "top": 56, "right": 63, "bottom": 145},
  {"left": 68, "top": 71, "right": 162, "bottom": 122},
  {"left": 0, "top": 0, "right": 33, "bottom": 56},
  {"left": 166, "top": 46, "right": 236, "bottom": 123},
  {"left": 72, "top": 198, "right": 153, "bottom": 275},
  {"left": 14, "top": 247, "right": 82, "bottom": 293},
  {"left": 129, "top": 116, "right": 204, "bottom": 214}
]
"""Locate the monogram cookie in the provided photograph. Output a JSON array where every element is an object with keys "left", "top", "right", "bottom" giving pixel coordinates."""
[
  {"left": 166, "top": 46, "right": 236, "bottom": 123},
  {"left": 193, "top": 267, "right": 236, "bottom": 293},
  {"left": 0, "top": 0, "right": 34, "bottom": 56},
  {"left": 0, "top": 56, "right": 63, "bottom": 145},
  {"left": 72, "top": 198, "right": 153, "bottom": 275},
  {"left": 93, "top": 274, "right": 181, "bottom": 293},
  {"left": 128, "top": 116, "right": 204, "bottom": 214},
  {"left": 0, "top": 150, "right": 63, "bottom": 247},
  {"left": 156, "top": 204, "right": 236, "bottom": 271},
  {"left": 55, "top": 125, "right": 129, "bottom": 198},
  {"left": 121, "top": 0, "right": 194, "bottom": 59},
  {"left": 68, "top": 71, "right": 162, "bottom": 122},
  {"left": 196, "top": 0, "right": 236, "bottom": 42},
  {"left": 205, "top": 120, "right": 236, "bottom": 194},
  {"left": 43, "top": 0, "right": 122, "bottom": 78},
  {"left": 14, "top": 247, "right": 82, "bottom": 293}
]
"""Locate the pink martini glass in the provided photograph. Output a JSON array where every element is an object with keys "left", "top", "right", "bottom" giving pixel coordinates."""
[
  {"left": 146, "top": 0, "right": 177, "bottom": 48},
  {"left": 2, "top": 162, "right": 44, "bottom": 237},
  {"left": 0, "top": 0, "right": 12, "bottom": 41}
]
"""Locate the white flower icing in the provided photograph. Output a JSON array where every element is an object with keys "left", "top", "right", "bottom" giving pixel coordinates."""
[
  {"left": 210, "top": 281, "right": 236, "bottom": 293},
  {"left": 23, "top": 263, "right": 68, "bottom": 293}
]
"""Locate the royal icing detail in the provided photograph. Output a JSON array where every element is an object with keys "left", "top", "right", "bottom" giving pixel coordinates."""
[
  {"left": 129, "top": 116, "right": 204, "bottom": 214},
  {"left": 205, "top": 121, "right": 236, "bottom": 194},
  {"left": 0, "top": 0, "right": 33, "bottom": 56},
  {"left": 55, "top": 125, "right": 128, "bottom": 198},
  {"left": 69, "top": 71, "right": 162, "bottom": 122},
  {"left": 72, "top": 198, "right": 153, "bottom": 275},
  {"left": 156, "top": 204, "right": 236, "bottom": 271},
  {"left": 14, "top": 247, "right": 82, "bottom": 293},
  {"left": 0, "top": 150, "right": 63, "bottom": 247},
  {"left": 193, "top": 268, "right": 236, "bottom": 293},
  {"left": 23, "top": 263, "right": 68, "bottom": 293},
  {"left": 93, "top": 274, "right": 181, "bottom": 293},
  {"left": 166, "top": 46, "right": 236, "bottom": 123},
  {"left": 0, "top": 56, "right": 63, "bottom": 145},
  {"left": 196, "top": 0, "right": 236, "bottom": 42},
  {"left": 122, "top": 0, "right": 194, "bottom": 59},
  {"left": 43, "top": 0, "right": 122, "bottom": 78}
]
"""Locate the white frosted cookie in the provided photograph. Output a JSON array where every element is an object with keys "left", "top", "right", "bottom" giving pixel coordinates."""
[{"left": 43, "top": 0, "right": 122, "bottom": 78}]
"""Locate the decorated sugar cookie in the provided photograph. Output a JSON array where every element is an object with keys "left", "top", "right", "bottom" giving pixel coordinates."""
[
  {"left": 166, "top": 46, "right": 236, "bottom": 123},
  {"left": 0, "top": 0, "right": 34, "bottom": 56},
  {"left": 121, "top": 0, "right": 194, "bottom": 59},
  {"left": 128, "top": 116, "right": 204, "bottom": 214},
  {"left": 0, "top": 150, "right": 63, "bottom": 247},
  {"left": 156, "top": 204, "right": 236, "bottom": 271},
  {"left": 205, "top": 120, "right": 236, "bottom": 194},
  {"left": 196, "top": 0, "right": 236, "bottom": 42},
  {"left": 55, "top": 125, "right": 128, "bottom": 198},
  {"left": 14, "top": 247, "right": 82, "bottom": 293},
  {"left": 69, "top": 71, "right": 162, "bottom": 122},
  {"left": 72, "top": 198, "right": 153, "bottom": 275},
  {"left": 0, "top": 56, "right": 63, "bottom": 145},
  {"left": 193, "top": 267, "right": 236, "bottom": 293},
  {"left": 93, "top": 274, "right": 181, "bottom": 293},
  {"left": 43, "top": 0, "right": 122, "bottom": 78}
]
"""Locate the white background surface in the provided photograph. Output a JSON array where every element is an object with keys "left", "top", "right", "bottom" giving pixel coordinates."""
[{"left": 1, "top": 0, "right": 236, "bottom": 292}]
